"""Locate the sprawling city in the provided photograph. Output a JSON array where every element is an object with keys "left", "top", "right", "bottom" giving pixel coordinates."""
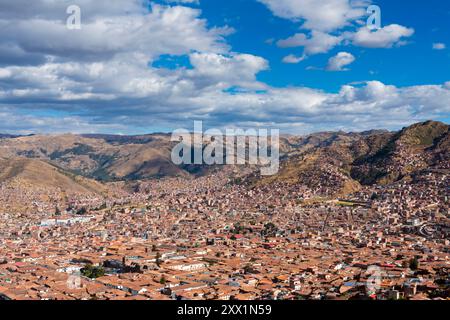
[{"left": 0, "top": 120, "right": 448, "bottom": 300}]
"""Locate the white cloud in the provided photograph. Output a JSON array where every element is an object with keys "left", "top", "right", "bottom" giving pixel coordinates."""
[
  {"left": 282, "top": 54, "right": 306, "bottom": 64},
  {"left": 187, "top": 52, "right": 269, "bottom": 89},
  {"left": 444, "top": 82, "right": 450, "bottom": 90},
  {"left": 0, "top": 69, "right": 12, "bottom": 78},
  {"left": 258, "top": 0, "right": 367, "bottom": 32},
  {"left": 432, "top": 43, "right": 446, "bottom": 50},
  {"left": 165, "top": 0, "right": 200, "bottom": 4},
  {"left": 277, "top": 31, "right": 342, "bottom": 55},
  {"left": 0, "top": 105, "right": 129, "bottom": 134},
  {"left": 0, "top": 3, "right": 231, "bottom": 64},
  {"left": 326, "top": 52, "right": 355, "bottom": 71},
  {"left": 260, "top": 0, "right": 415, "bottom": 56},
  {"left": 2, "top": 64, "right": 449, "bottom": 134},
  {"left": 351, "top": 24, "right": 415, "bottom": 48}
]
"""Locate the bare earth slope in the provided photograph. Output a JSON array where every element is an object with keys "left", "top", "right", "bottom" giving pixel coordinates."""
[{"left": 0, "top": 158, "right": 108, "bottom": 195}]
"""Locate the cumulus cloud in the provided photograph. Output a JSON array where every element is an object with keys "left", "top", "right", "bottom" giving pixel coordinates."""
[
  {"left": 277, "top": 31, "right": 342, "bottom": 55},
  {"left": 351, "top": 24, "right": 415, "bottom": 48},
  {"left": 259, "top": 0, "right": 367, "bottom": 57},
  {"left": 187, "top": 53, "right": 269, "bottom": 89},
  {"left": 326, "top": 52, "right": 355, "bottom": 71},
  {"left": 260, "top": 0, "right": 414, "bottom": 58},
  {"left": 2, "top": 64, "right": 449, "bottom": 134},
  {"left": 282, "top": 54, "right": 306, "bottom": 64},
  {"left": 432, "top": 43, "right": 446, "bottom": 50},
  {"left": 0, "top": 3, "right": 231, "bottom": 64},
  {"left": 166, "top": 0, "right": 200, "bottom": 4},
  {"left": 258, "top": 0, "right": 367, "bottom": 32}
]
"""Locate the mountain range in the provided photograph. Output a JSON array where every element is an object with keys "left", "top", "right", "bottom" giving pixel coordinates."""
[{"left": 0, "top": 120, "right": 448, "bottom": 199}]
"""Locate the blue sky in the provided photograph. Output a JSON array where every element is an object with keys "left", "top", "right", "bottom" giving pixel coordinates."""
[
  {"left": 156, "top": 0, "right": 450, "bottom": 91},
  {"left": 0, "top": 0, "right": 449, "bottom": 134}
]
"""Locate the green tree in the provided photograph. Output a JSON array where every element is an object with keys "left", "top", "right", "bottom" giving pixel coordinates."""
[
  {"left": 76, "top": 207, "right": 87, "bottom": 215},
  {"left": 409, "top": 257, "right": 419, "bottom": 271},
  {"left": 81, "top": 265, "right": 105, "bottom": 279}
]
